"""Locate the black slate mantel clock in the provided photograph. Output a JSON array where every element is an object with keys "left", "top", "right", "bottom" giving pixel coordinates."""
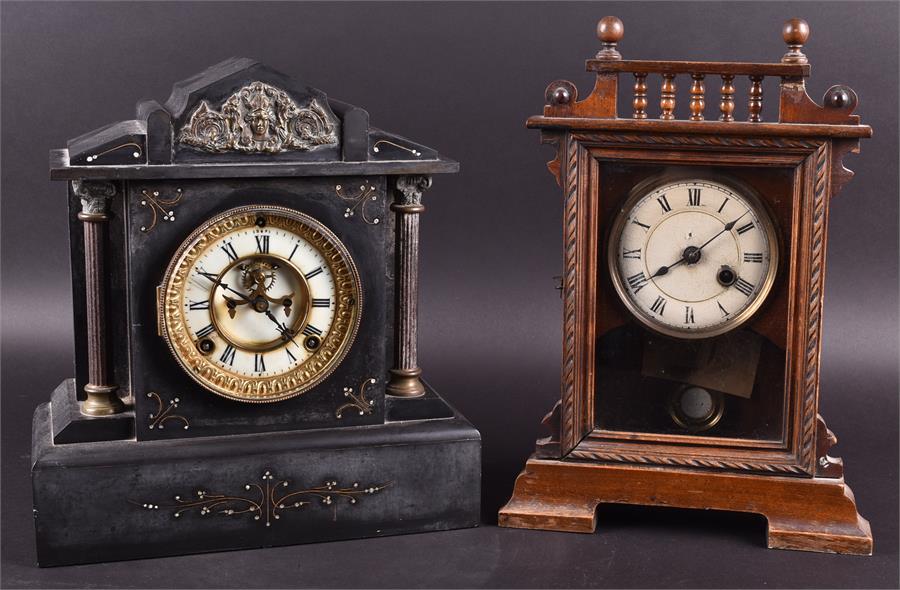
[{"left": 32, "top": 58, "right": 480, "bottom": 566}]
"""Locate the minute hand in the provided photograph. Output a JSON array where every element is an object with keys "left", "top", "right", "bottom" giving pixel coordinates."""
[{"left": 695, "top": 209, "right": 751, "bottom": 252}]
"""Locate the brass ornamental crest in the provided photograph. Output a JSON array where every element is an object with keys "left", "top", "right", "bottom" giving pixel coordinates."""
[{"left": 178, "top": 82, "right": 339, "bottom": 154}]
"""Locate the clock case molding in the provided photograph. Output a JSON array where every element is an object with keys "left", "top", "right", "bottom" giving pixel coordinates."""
[
  {"left": 32, "top": 58, "right": 480, "bottom": 566},
  {"left": 498, "top": 19, "right": 873, "bottom": 554}
]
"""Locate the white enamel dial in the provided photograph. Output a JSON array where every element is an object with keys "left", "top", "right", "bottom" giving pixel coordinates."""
[
  {"left": 608, "top": 179, "right": 778, "bottom": 339},
  {"left": 160, "top": 206, "right": 361, "bottom": 402},
  {"left": 182, "top": 228, "right": 335, "bottom": 376}
]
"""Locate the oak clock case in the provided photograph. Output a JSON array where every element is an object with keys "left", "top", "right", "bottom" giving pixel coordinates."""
[
  {"left": 32, "top": 59, "right": 481, "bottom": 567},
  {"left": 499, "top": 18, "right": 874, "bottom": 555}
]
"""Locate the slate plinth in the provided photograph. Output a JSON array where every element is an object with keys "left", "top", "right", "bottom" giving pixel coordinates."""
[{"left": 32, "top": 379, "right": 480, "bottom": 567}]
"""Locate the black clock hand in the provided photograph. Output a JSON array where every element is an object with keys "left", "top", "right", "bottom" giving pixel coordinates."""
[
  {"left": 650, "top": 209, "right": 752, "bottom": 278},
  {"left": 201, "top": 271, "right": 264, "bottom": 321},
  {"left": 224, "top": 289, "right": 297, "bottom": 345},
  {"left": 694, "top": 209, "right": 751, "bottom": 252},
  {"left": 650, "top": 257, "right": 686, "bottom": 278},
  {"left": 264, "top": 310, "right": 300, "bottom": 346},
  {"left": 219, "top": 283, "right": 251, "bottom": 302},
  {"left": 201, "top": 269, "right": 297, "bottom": 343},
  {"left": 198, "top": 270, "right": 248, "bottom": 301}
]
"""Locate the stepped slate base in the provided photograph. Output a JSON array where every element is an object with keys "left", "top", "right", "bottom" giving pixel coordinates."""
[{"left": 31, "top": 379, "right": 481, "bottom": 567}]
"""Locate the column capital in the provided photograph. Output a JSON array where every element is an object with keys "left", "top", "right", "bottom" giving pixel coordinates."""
[
  {"left": 391, "top": 175, "right": 432, "bottom": 213},
  {"left": 73, "top": 179, "right": 116, "bottom": 221}
]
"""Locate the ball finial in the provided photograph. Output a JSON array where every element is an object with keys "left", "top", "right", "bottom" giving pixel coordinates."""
[
  {"left": 545, "top": 80, "right": 577, "bottom": 107},
  {"left": 824, "top": 87, "right": 850, "bottom": 109},
  {"left": 596, "top": 16, "right": 624, "bottom": 60},
  {"left": 552, "top": 87, "right": 571, "bottom": 105},
  {"left": 597, "top": 16, "right": 624, "bottom": 43},
  {"left": 823, "top": 85, "right": 857, "bottom": 111},
  {"left": 781, "top": 18, "right": 810, "bottom": 64},
  {"left": 782, "top": 18, "right": 810, "bottom": 45}
]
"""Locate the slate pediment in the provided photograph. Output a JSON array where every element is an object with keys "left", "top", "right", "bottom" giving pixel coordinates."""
[
  {"left": 54, "top": 57, "right": 453, "bottom": 179},
  {"left": 164, "top": 59, "right": 342, "bottom": 163}
]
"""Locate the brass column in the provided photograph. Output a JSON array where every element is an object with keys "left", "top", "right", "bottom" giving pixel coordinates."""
[
  {"left": 74, "top": 180, "right": 125, "bottom": 416},
  {"left": 386, "top": 175, "right": 431, "bottom": 397}
]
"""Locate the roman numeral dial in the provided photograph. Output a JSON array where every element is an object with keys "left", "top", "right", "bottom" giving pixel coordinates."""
[
  {"left": 160, "top": 206, "right": 362, "bottom": 402},
  {"left": 609, "top": 179, "right": 778, "bottom": 339}
]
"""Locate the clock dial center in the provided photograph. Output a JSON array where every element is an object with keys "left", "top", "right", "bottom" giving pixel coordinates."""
[
  {"left": 682, "top": 245, "right": 701, "bottom": 265},
  {"left": 644, "top": 208, "right": 741, "bottom": 303},
  {"left": 208, "top": 253, "right": 308, "bottom": 353}
]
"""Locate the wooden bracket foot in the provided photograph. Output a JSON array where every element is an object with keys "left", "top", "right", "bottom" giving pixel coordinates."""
[{"left": 499, "top": 456, "right": 872, "bottom": 555}]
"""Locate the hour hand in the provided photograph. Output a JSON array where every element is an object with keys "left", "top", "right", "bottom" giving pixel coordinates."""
[{"left": 651, "top": 261, "right": 677, "bottom": 279}]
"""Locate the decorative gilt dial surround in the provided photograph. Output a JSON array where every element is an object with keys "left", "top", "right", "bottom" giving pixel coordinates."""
[{"left": 159, "top": 205, "right": 362, "bottom": 403}]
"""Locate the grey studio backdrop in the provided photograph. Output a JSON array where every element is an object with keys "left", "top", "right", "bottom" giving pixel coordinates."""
[{"left": 1, "top": 1, "right": 897, "bottom": 588}]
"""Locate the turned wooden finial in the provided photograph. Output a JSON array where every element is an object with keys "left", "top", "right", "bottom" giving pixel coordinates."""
[
  {"left": 781, "top": 18, "right": 810, "bottom": 64},
  {"left": 596, "top": 16, "right": 624, "bottom": 60}
]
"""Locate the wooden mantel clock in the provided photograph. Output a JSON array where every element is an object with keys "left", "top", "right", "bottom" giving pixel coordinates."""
[
  {"left": 31, "top": 58, "right": 480, "bottom": 566},
  {"left": 499, "top": 17, "right": 873, "bottom": 554}
]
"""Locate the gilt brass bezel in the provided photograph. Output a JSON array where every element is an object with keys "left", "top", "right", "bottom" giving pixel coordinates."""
[
  {"left": 159, "top": 205, "right": 362, "bottom": 403},
  {"left": 607, "top": 174, "right": 780, "bottom": 340}
]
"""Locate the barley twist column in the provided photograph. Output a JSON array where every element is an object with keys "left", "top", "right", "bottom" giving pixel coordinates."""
[
  {"left": 386, "top": 175, "right": 432, "bottom": 397},
  {"left": 73, "top": 180, "right": 125, "bottom": 416}
]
